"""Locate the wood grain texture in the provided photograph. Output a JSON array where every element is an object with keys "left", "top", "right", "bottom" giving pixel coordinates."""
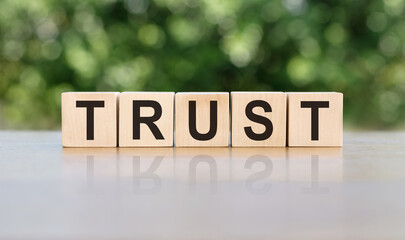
[
  {"left": 175, "top": 92, "right": 230, "bottom": 147},
  {"left": 287, "top": 92, "right": 343, "bottom": 147},
  {"left": 62, "top": 92, "right": 119, "bottom": 147},
  {"left": 231, "top": 92, "right": 286, "bottom": 147},
  {"left": 119, "top": 92, "right": 174, "bottom": 147}
]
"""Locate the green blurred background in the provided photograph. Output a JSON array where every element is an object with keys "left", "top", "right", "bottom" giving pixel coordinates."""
[{"left": 1, "top": 0, "right": 405, "bottom": 130}]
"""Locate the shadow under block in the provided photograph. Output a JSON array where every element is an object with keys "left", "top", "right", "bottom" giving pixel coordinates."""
[
  {"left": 62, "top": 92, "right": 119, "bottom": 147},
  {"left": 119, "top": 92, "right": 174, "bottom": 147},
  {"left": 175, "top": 92, "right": 230, "bottom": 147},
  {"left": 231, "top": 92, "right": 286, "bottom": 147},
  {"left": 287, "top": 92, "right": 343, "bottom": 147}
]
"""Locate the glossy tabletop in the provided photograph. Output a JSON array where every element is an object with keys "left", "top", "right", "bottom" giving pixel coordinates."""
[{"left": 0, "top": 131, "right": 405, "bottom": 240}]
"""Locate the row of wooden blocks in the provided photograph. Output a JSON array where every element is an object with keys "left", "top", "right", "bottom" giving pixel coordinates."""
[{"left": 62, "top": 92, "right": 343, "bottom": 147}]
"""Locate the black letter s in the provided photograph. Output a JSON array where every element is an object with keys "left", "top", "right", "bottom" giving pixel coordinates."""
[{"left": 244, "top": 100, "right": 273, "bottom": 141}]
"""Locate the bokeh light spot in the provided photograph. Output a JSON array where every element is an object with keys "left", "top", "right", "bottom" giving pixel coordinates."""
[
  {"left": 261, "top": 2, "right": 284, "bottom": 22},
  {"left": 221, "top": 24, "right": 262, "bottom": 67},
  {"left": 138, "top": 24, "right": 166, "bottom": 48},
  {"left": 379, "top": 35, "right": 401, "bottom": 56},
  {"left": 366, "top": 12, "right": 387, "bottom": 32},
  {"left": 125, "top": 0, "right": 149, "bottom": 14},
  {"left": 325, "top": 23, "right": 347, "bottom": 45},
  {"left": 168, "top": 17, "right": 201, "bottom": 46},
  {"left": 378, "top": 90, "right": 400, "bottom": 123},
  {"left": 41, "top": 40, "right": 63, "bottom": 60},
  {"left": 282, "top": 0, "right": 307, "bottom": 15},
  {"left": 36, "top": 19, "right": 59, "bottom": 41},
  {"left": 299, "top": 37, "right": 321, "bottom": 58},
  {"left": 3, "top": 40, "right": 25, "bottom": 61},
  {"left": 287, "top": 57, "right": 316, "bottom": 86}
]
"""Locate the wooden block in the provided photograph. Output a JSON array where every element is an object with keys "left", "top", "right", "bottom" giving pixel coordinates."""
[
  {"left": 288, "top": 92, "right": 343, "bottom": 147},
  {"left": 175, "top": 92, "right": 230, "bottom": 147},
  {"left": 62, "top": 92, "right": 119, "bottom": 147},
  {"left": 231, "top": 92, "right": 286, "bottom": 147},
  {"left": 119, "top": 92, "right": 174, "bottom": 147}
]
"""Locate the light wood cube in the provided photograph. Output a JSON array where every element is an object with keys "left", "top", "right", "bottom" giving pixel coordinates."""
[
  {"left": 175, "top": 92, "right": 230, "bottom": 147},
  {"left": 62, "top": 92, "right": 119, "bottom": 147},
  {"left": 231, "top": 92, "right": 286, "bottom": 147},
  {"left": 119, "top": 92, "right": 174, "bottom": 147},
  {"left": 288, "top": 92, "right": 343, "bottom": 147}
]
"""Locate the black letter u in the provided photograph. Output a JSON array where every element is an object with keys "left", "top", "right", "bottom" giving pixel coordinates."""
[{"left": 189, "top": 101, "right": 217, "bottom": 141}]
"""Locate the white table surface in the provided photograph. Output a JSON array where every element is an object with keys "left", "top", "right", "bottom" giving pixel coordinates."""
[{"left": 0, "top": 131, "right": 405, "bottom": 240}]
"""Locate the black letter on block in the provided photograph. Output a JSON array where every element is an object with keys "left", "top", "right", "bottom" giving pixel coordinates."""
[
  {"left": 189, "top": 101, "right": 217, "bottom": 141},
  {"left": 301, "top": 101, "right": 329, "bottom": 141},
  {"left": 76, "top": 101, "right": 105, "bottom": 140},
  {"left": 244, "top": 100, "right": 273, "bottom": 141},
  {"left": 133, "top": 100, "right": 164, "bottom": 140}
]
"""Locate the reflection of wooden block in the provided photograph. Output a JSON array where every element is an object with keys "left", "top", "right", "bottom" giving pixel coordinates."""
[
  {"left": 231, "top": 148, "right": 287, "bottom": 182},
  {"left": 231, "top": 92, "right": 286, "bottom": 147},
  {"left": 287, "top": 148, "right": 343, "bottom": 182},
  {"left": 175, "top": 92, "right": 230, "bottom": 147},
  {"left": 118, "top": 148, "right": 175, "bottom": 180},
  {"left": 288, "top": 92, "right": 343, "bottom": 147},
  {"left": 174, "top": 148, "right": 230, "bottom": 183},
  {"left": 119, "top": 92, "right": 174, "bottom": 147},
  {"left": 62, "top": 92, "right": 119, "bottom": 147}
]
